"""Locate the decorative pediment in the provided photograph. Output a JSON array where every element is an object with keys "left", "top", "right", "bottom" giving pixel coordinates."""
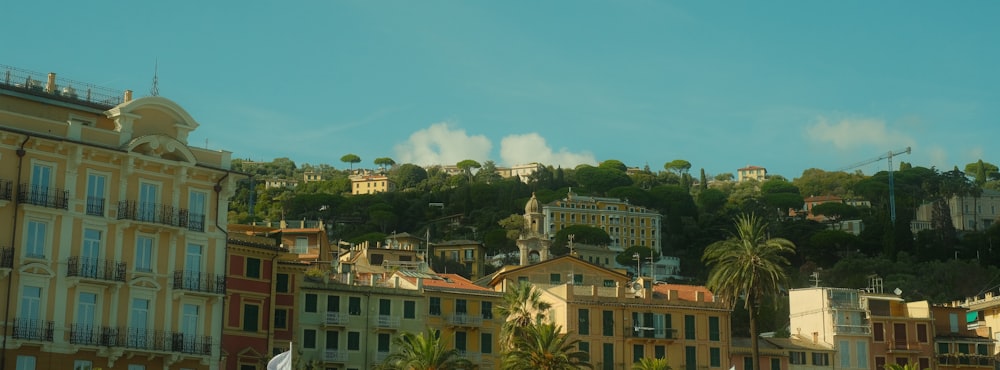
[
  {"left": 19, "top": 262, "right": 54, "bottom": 277},
  {"left": 124, "top": 134, "right": 197, "bottom": 164},
  {"left": 129, "top": 276, "right": 162, "bottom": 290}
]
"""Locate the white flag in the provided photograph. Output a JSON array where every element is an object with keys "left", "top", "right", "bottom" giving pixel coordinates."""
[{"left": 268, "top": 344, "right": 292, "bottom": 370}]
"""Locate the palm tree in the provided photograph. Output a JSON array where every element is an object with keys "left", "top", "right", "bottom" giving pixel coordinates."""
[
  {"left": 632, "top": 357, "right": 672, "bottom": 370},
  {"left": 701, "top": 213, "right": 795, "bottom": 370},
  {"left": 378, "top": 328, "right": 472, "bottom": 370},
  {"left": 501, "top": 322, "right": 591, "bottom": 370},
  {"left": 496, "top": 281, "right": 552, "bottom": 350}
]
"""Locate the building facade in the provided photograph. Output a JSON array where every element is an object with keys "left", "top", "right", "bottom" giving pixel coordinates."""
[
  {"left": 350, "top": 173, "right": 395, "bottom": 195},
  {"left": 542, "top": 190, "right": 662, "bottom": 251},
  {"left": 912, "top": 189, "right": 1000, "bottom": 232},
  {"left": 0, "top": 65, "right": 239, "bottom": 370},
  {"left": 738, "top": 166, "right": 767, "bottom": 182}
]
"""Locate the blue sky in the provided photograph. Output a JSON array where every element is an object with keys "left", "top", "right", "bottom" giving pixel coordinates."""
[{"left": 5, "top": 1, "right": 998, "bottom": 179}]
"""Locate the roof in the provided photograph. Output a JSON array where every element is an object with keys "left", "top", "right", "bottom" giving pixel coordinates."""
[
  {"left": 739, "top": 165, "right": 766, "bottom": 171},
  {"left": 400, "top": 273, "right": 496, "bottom": 294},
  {"left": 486, "top": 254, "right": 629, "bottom": 287},
  {"left": 433, "top": 239, "right": 482, "bottom": 247},
  {"left": 651, "top": 283, "right": 715, "bottom": 302}
]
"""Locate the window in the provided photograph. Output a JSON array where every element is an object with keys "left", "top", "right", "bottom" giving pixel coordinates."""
[
  {"left": 578, "top": 309, "right": 590, "bottom": 335},
  {"left": 327, "top": 296, "right": 340, "bottom": 313},
  {"left": 25, "top": 220, "right": 47, "bottom": 259},
  {"left": 304, "top": 329, "right": 316, "bottom": 348},
  {"left": 709, "top": 316, "right": 720, "bottom": 341},
  {"left": 129, "top": 298, "right": 150, "bottom": 345},
  {"left": 379, "top": 299, "right": 391, "bottom": 316},
  {"left": 378, "top": 333, "right": 390, "bottom": 352},
  {"left": 240, "top": 365, "right": 256, "bottom": 370},
  {"left": 305, "top": 294, "right": 318, "bottom": 312},
  {"left": 685, "top": 346, "right": 697, "bottom": 370},
  {"left": 574, "top": 274, "right": 584, "bottom": 285},
  {"left": 481, "top": 333, "right": 492, "bottom": 354},
  {"left": 857, "top": 341, "right": 868, "bottom": 369},
  {"left": 602, "top": 310, "right": 614, "bottom": 336},
  {"left": 246, "top": 258, "right": 261, "bottom": 278},
  {"left": 349, "top": 297, "right": 362, "bottom": 315},
  {"left": 949, "top": 313, "right": 959, "bottom": 332},
  {"left": 430, "top": 297, "right": 441, "bottom": 315},
  {"left": 456, "top": 299, "right": 467, "bottom": 314},
  {"left": 812, "top": 353, "right": 829, "bottom": 366},
  {"left": 464, "top": 249, "right": 474, "bottom": 261},
  {"left": 873, "top": 322, "right": 884, "bottom": 341},
  {"left": 744, "top": 356, "right": 753, "bottom": 370},
  {"left": 348, "top": 331, "right": 360, "bottom": 350},
  {"left": 790, "top": 352, "right": 806, "bottom": 365},
  {"left": 603, "top": 279, "right": 615, "bottom": 287},
  {"left": 710, "top": 348, "right": 721, "bottom": 367},
  {"left": 455, "top": 331, "right": 467, "bottom": 352},
  {"left": 633, "top": 344, "right": 644, "bottom": 363},
  {"left": 481, "top": 301, "right": 493, "bottom": 319},
  {"left": 604, "top": 343, "right": 615, "bottom": 370},
  {"left": 684, "top": 315, "right": 696, "bottom": 339},
  {"left": 74, "top": 360, "right": 93, "bottom": 370},
  {"left": 839, "top": 340, "right": 850, "bottom": 368},
  {"left": 86, "top": 173, "right": 106, "bottom": 216},
  {"left": 128, "top": 365, "right": 145, "bottom": 370},
  {"left": 875, "top": 357, "right": 886, "bottom": 370},
  {"left": 135, "top": 236, "right": 153, "bottom": 272},
  {"left": 550, "top": 273, "right": 561, "bottom": 284},
  {"left": 20, "top": 286, "right": 42, "bottom": 324},
  {"left": 918, "top": 358, "right": 930, "bottom": 370},
  {"left": 243, "top": 304, "right": 259, "bottom": 332},
  {"left": 326, "top": 330, "right": 339, "bottom": 349},
  {"left": 579, "top": 341, "right": 589, "bottom": 353},
  {"left": 916, "top": 324, "right": 928, "bottom": 342},
  {"left": 276, "top": 274, "right": 289, "bottom": 292},
  {"left": 188, "top": 190, "right": 207, "bottom": 231},
  {"left": 517, "top": 276, "right": 528, "bottom": 284},
  {"left": 404, "top": 300, "right": 416, "bottom": 319},
  {"left": 77, "top": 292, "right": 97, "bottom": 334},
  {"left": 770, "top": 358, "right": 780, "bottom": 370},
  {"left": 180, "top": 304, "right": 200, "bottom": 350},
  {"left": 274, "top": 309, "right": 287, "bottom": 329},
  {"left": 16, "top": 356, "right": 36, "bottom": 370}
]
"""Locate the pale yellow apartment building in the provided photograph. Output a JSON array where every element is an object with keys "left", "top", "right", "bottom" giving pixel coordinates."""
[
  {"left": 486, "top": 255, "right": 730, "bottom": 370},
  {"left": 350, "top": 171, "right": 394, "bottom": 195},
  {"left": 543, "top": 190, "right": 662, "bottom": 250},
  {"left": 789, "top": 287, "right": 871, "bottom": 370},
  {"left": 0, "top": 65, "right": 240, "bottom": 369}
]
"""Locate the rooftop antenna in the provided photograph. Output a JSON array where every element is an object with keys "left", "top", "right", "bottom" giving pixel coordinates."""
[
  {"left": 150, "top": 59, "right": 160, "bottom": 97},
  {"left": 810, "top": 272, "right": 821, "bottom": 287}
]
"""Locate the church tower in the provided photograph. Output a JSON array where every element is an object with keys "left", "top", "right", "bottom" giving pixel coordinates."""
[{"left": 517, "top": 193, "right": 551, "bottom": 265}]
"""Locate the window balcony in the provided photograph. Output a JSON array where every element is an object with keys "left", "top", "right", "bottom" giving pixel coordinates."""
[
  {"left": 69, "top": 323, "right": 110, "bottom": 346},
  {"left": 324, "top": 311, "right": 349, "bottom": 326},
  {"left": 117, "top": 200, "right": 195, "bottom": 229},
  {"left": 118, "top": 327, "right": 213, "bottom": 355},
  {"left": 0, "top": 247, "right": 12, "bottom": 269},
  {"left": 187, "top": 213, "right": 205, "bottom": 232},
  {"left": 86, "top": 197, "right": 105, "bottom": 217},
  {"left": 446, "top": 314, "right": 483, "bottom": 327},
  {"left": 625, "top": 326, "right": 677, "bottom": 340},
  {"left": 0, "top": 179, "right": 12, "bottom": 201},
  {"left": 172, "top": 271, "right": 226, "bottom": 295},
  {"left": 18, "top": 184, "right": 68, "bottom": 209},
  {"left": 171, "top": 332, "right": 214, "bottom": 355},
  {"left": 12, "top": 318, "right": 54, "bottom": 342},
  {"left": 324, "top": 349, "right": 349, "bottom": 363},
  {"left": 376, "top": 315, "right": 400, "bottom": 329},
  {"left": 123, "top": 327, "right": 173, "bottom": 351},
  {"left": 67, "top": 256, "right": 127, "bottom": 282}
]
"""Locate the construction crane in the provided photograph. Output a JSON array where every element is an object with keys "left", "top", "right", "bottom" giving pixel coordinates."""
[{"left": 836, "top": 147, "right": 912, "bottom": 223}]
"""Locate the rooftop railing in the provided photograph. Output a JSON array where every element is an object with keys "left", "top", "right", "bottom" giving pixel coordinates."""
[{"left": 0, "top": 64, "right": 125, "bottom": 109}]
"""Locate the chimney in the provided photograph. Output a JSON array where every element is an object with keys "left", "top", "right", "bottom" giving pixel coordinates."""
[
  {"left": 123, "top": 89, "right": 133, "bottom": 102},
  {"left": 46, "top": 73, "right": 56, "bottom": 94}
]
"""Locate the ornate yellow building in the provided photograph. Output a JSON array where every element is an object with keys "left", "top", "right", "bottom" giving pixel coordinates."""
[
  {"left": 0, "top": 65, "right": 239, "bottom": 370},
  {"left": 543, "top": 190, "right": 662, "bottom": 251}
]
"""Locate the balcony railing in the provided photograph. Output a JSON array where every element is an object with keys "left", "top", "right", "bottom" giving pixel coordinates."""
[
  {"left": 0, "top": 247, "right": 11, "bottom": 268},
  {"left": 187, "top": 213, "right": 205, "bottom": 232},
  {"left": 18, "top": 184, "right": 68, "bottom": 209},
  {"left": 67, "top": 256, "right": 127, "bottom": 282},
  {"left": 171, "top": 332, "right": 214, "bottom": 355},
  {"left": 324, "top": 349, "right": 349, "bottom": 362},
  {"left": 12, "top": 318, "right": 54, "bottom": 342},
  {"left": 834, "top": 324, "right": 871, "bottom": 335},
  {"left": 325, "top": 311, "right": 349, "bottom": 325},
  {"left": 1, "top": 64, "right": 126, "bottom": 109},
  {"left": 376, "top": 315, "right": 400, "bottom": 328},
  {"left": 446, "top": 314, "right": 483, "bottom": 326},
  {"left": 0, "top": 179, "right": 12, "bottom": 201},
  {"left": 173, "top": 271, "right": 226, "bottom": 295},
  {"left": 69, "top": 323, "right": 106, "bottom": 346},
  {"left": 117, "top": 200, "right": 191, "bottom": 228},
  {"left": 124, "top": 327, "right": 173, "bottom": 351},
  {"left": 626, "top": 326, "right": 678, "bottom": 339},
  {"left": 86, "top": 197, "right": 105, "bottom": 216}
]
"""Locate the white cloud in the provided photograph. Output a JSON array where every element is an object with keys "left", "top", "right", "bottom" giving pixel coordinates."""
[
  {"left": 928, "top": 145, "right": 949, "bottom": 170},
  {"left": 499, "top": 133, "right": 596, "bottom": 168},
  {"left": 394, "top": 122, "right": 492, "bottom": 166},
  {"left": 805, "top": 117, "right": 915, "bottom": 151}
]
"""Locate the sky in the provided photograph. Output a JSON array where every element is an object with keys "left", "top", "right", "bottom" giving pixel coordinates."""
[{"left": 4, "top": 1, "right": 999, "bottom": 179}]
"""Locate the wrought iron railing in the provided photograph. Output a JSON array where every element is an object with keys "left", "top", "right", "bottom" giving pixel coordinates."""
[
  {"left": 446, "top": 314, "right": 483, "bottom": 326},
  {"left": 324, "top": 349, "right": 349, "bottom": 362},
  {"left": 0, "top": 64, "right": 125, "bottom": 109},
  {"left": 0, "top": 247, "right": 11, "bottom": 268},
  {"left": 187, "top": 213, "right": 205, "bottom": 232},
  {"left": 117, "top": 200, "right": 187, "bottom": 227},
  {"left": 18, "top": 184, "right": 68, "bottom": 209},
  {"left": 124, "top": 327, "right": 173, "bottom": 352},
  {"left": 12, "top": 318, "right": 54, "bottom": 341},
  {"left": 86, "top": 197, "right": 105, "bottom": 216},
  {"left": 173, "top": 271, "right": 226, "bottom": 294},
  {"left": 69, "top": 323, "right": 102, "bottom": 346},
  {"left": 0, "top": 179, "right": 12, "bottom": 201},
  {"left": 171, "top": 332, "right": 214, "bottom": 355},
  {"left": 67, "top": 256, "right": 127, "bottom": 282}
]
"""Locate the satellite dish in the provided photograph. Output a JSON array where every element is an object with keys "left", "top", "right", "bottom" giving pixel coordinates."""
[{"left": 893, "top": 288, "right": 902, "bottom": 296}]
